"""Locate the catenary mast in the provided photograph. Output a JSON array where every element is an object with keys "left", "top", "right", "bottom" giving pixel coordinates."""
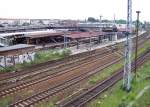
[{"left": 123, "top": 0, "right": 132, "bottom": 91}]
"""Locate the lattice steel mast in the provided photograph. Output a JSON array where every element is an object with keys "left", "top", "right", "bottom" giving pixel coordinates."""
[{"left": 123, "top": 0, "right": 132, "bottom": 91}]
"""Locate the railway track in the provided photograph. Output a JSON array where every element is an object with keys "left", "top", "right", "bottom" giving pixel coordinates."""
[
  {"left": 7, "top": 46, "right": 150, "bottom": 107},
  {"left": 0, "top": 31, "right": 148, "bottom": 84},
  {"left": 2, "top": 31, "right": 149, "bottom": 105},
  {"left": 57, "top": 48, "right": 150, "bottom": 107},
  {"left": 0, "top": 48, "right": 97, "bottom": 81},
  {"left": 0, "top": 31, "right": 148, "bottom": 82},
  {"left": 7, "top": 55, "right": 122, "bottom": 107},
  {"left": 0, "top": 47, "right": 111, "bottom": 85},
  {"left": 0, "top": 50, "right": 121, "bottom": 98}
]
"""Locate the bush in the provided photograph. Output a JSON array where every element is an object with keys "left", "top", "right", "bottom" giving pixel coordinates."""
[
  {"left": 118, "top": 102, "right": 127, "bottom": 107},
  {"left": 61, "top": 49, "right": 72, "bottom": 57},
  {"left": 0, "top": 66, "right": 16, "bottom": 72}
]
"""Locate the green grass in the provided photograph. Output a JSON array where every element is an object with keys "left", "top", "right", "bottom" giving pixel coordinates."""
[
  {"left": 87, "top": 57, "right": 150, "bottom": 107},
  {"left": 87, "top": 40, "right": 150, "bottom": 107},
  {"left": 89, "top": 61, "right": 123, "bottom": 85},
  {"left": 133, "top": 40, "right": 150, "bottom": 59},
  {"left": 37, "top": 102, "right": 54, "bottom": 107},
  {"left": 0, "top": 49, "right": 71, "bottom": 73},
  {"left": 0, "top": 96, "right": 13, "bottom": 107},
  {"left": 89, "top": 39, "right": 150, "bottom": 85},
  {"left": 132, "top": 88, "right": 150, "bottom": 107}
]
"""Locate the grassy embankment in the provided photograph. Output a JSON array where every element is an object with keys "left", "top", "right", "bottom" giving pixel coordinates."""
[
  {"left": 87, "top": 40, "right": 150, "bottom": 107},
  {"left": 88, "top": 40, "right": 150, "bottom": 86},
  {"left": 132, "top": 86, "right": 150, "bottom": 107},
  {"left": 87, "top": 59, "right": 150, "bottom": 107}
]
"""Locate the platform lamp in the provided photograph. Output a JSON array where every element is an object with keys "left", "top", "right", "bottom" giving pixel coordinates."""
[{"left": 135, "top": 11, "right": 141, "bottom": 78}]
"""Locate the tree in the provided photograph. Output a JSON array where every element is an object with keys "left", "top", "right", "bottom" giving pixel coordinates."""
[
  {"left": 116, "top": 19, "right": 127, "bottom": 24},
  {"left": 22, "top": 22, "right": 30, "bottom": 26},
  {"left": 87, "top": 17, "right": 98, "bottom": 22},
  {"left": 102, "top": 19, "right": 111, "bottom": 23}
]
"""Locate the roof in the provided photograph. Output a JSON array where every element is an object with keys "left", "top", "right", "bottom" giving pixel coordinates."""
[
  {"left": 65, "top": 31, "right": 105, "bottom": 39},
  {"left": 118, "top": 28, "right": 127, "bottom": 32},
  {"left": 0, "top": 44, "right": 35, "bottom": 55},
  {"left": 24, "top": 32, "right": 64, "bottom": 38},
  {"left": 0, "top": 30, "right": 59, "bottom": 38}
]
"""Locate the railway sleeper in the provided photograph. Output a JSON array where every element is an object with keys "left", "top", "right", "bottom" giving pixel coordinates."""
[
  {"left": 37, "top": 95, "right": 44, "bottom": 99},
  {"left": 18, "top": 103, "right": 25, "bottom": 107},
  {"left": 25, "top": 100, "right": 33, "bottom": 104},
  {"left": 41, "top": 93, "right": 48, "bottom": 97},
  {"left": 4, "top": 90, "right": 10, "bottom": 93},
  {"left": 30, "top": 98, "right": 37, "bottom": 102},
  {"left": 22, "top": 101, "right": 29, "bottom": 106},
  {"left": 37, "top": 96, "right": 43, "bottom": 100},
  {"left": 18, "top": 85, "right": 24, "bottom": 89},
  {"left": 0, "top": 91, "right": 5, "bottom": 95},
  {"left": 34, "top": 96, "right": 41, "bottom": 101},
  {"left": 8, "top": 89, "right": 13, "bottom": 92}
]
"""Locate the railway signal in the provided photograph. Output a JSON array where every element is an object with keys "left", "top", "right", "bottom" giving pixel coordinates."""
[{"left": 123, "top": 0, "right": 132, "bottom": 91}]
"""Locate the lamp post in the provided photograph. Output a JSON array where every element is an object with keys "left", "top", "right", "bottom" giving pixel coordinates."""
[
  {"left": 135, "top": 11, "right": 141, "bottom": 78},
  {"left": 100, "top": 15, "right": 103, "bottom": 23},
  {"left": 99, "top": 15, "right": 103, "bottom": 30},
  {"left": 64, "top": 34, "right": 67, "bottom": 48},
  {"left": 98, "top": 15, "right": 103, "bottom": 44}
]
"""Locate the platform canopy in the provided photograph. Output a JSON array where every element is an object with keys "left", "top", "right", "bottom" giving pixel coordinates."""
[
  {"left": 24, "top": 32, "right": 65, "bottom": 39},
  {"left": 65, "top": 31, "right": 106, "bottom": 39},
  {"left": 0, "top": 44, "right": 35, "bottom": 56}
]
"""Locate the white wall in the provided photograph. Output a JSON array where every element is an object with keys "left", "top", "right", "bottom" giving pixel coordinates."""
[{"left": 0, "top": 52, "right": 35, "bottom": 68}]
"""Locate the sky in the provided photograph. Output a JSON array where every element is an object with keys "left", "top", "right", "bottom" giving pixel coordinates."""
[{"left": 0, "top": 0, "right": 149, "bottom": 21}]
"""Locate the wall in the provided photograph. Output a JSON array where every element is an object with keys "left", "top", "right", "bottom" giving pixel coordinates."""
[{"left": 0, "top": 52, "right": 35, "bottom": 67}]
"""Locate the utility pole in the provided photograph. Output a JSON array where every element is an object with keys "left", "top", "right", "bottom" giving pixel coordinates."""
[
  {"left": 89, "top": 32, "right": 92, "bottom": 51},
  {"left": 99, "top": 15, "right": 103, "bottom": 23},
  {"left": 64, "top": 34, "right": 67, "bottom": 48},
  {"left": 113, "top": 14, "right": 116, "bottom": 25},
  {"left": 99, "top": 15, "right": 103, "bottom": 30},
  {"left": 113, "top": 14, "right": 117, "bottom": 41},
  {"left": 123, "top": 0, "right": 132, "bottom": 91},
  {"left": 99, "top": 15, "right": 103, "bottom": 44},
  {"left": 135, "top": 11, "right": 141, "bottom": 78}
]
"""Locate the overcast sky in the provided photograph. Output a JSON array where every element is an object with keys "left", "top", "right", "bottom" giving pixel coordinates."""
[{"left": 0, "top": 0, "right": 149, "bottom": 21}]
